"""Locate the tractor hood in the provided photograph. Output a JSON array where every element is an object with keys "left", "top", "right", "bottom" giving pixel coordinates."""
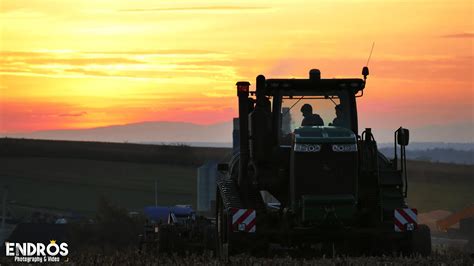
[{"left": 290, "top": 126, "right": 358, "bottom": 225}]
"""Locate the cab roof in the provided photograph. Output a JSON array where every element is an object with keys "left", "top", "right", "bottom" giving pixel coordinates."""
[{"left": 264, "top": 78, "right": 365, "bottom": 96}]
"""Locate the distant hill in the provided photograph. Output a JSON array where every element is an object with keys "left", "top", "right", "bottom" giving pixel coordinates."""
[
  {"left": 378, "top": 142, "right": 474, "bottom": 151},
  {"left": 366, "top": 122, "right": 474, "bottom": 143},
  {"left": 378, "top": 142, "right": 474, "bottom": 165},
  {"left": 140, "top": 141, "right": 232, "bottom": 148},
  {"left": 3, "top": 120, "right": 473, "bottom": 144},
  {"left": 380, "top": 147, "right": 474, "bottom": 165},
  {"left": 3, "top": 121, "right": 233, "bottom": 143}
]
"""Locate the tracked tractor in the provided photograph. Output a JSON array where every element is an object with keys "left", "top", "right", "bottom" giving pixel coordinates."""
[{"left": 215, "top": 68, "right": 431, "bottom": 257}]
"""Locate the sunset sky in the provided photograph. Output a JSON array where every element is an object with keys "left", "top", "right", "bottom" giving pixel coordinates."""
[{"left": 0, "top": 0, "right": 472, "bottom": 137}]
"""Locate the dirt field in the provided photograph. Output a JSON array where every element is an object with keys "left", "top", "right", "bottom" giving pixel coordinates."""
[
  {"left": 406, "top": 160, "right": 474, "bottom": 212},
  {"left": 0, "top": 157, "right": 197, "bottom": 214},
  {"left": 0, "top": 138, "right": 230, "bottom": 166}
]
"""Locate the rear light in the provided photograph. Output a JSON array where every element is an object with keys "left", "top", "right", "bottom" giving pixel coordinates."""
[
  {"left": 237, "top": 85, "right": 249, "bottom": 92},
  {"left": 236, "top": 81, "right": 250, "bottom": 94}
]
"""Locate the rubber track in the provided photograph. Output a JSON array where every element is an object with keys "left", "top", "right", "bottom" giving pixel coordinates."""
[{"left": 216, "top": 173, "right": 244, "bottom": 209}]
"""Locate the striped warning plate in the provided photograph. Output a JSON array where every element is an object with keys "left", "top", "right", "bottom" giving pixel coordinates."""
[
  {"left": 230, "top": 208, "right": 256, "bottom": 233},
  {"left": 394, "top": 208, "right": 418, "bottom": 232}
]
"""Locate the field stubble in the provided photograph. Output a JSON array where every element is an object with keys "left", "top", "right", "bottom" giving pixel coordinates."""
[{"left": 66, "top": 248, "right": 473, "bottom": 266}]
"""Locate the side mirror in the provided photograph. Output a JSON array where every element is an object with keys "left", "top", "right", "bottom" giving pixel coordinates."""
[
  {"left": 217, "top": 163, "right": 229, "bottom": 172},
  {"left": 396, "top": 127, "right": 410, "bottom": 146}
]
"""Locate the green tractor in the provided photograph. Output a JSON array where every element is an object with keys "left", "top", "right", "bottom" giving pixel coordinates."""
[{"left": 215, "top": 68, "right": 431, "bottom": 257}]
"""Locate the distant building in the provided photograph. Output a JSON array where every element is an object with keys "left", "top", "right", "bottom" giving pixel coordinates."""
[{"left": 197, "top": 161, "right": 217, "bottom": 214}]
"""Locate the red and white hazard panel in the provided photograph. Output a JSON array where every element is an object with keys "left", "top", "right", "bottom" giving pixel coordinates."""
[
  {"left": 230, "top": 208, "right": 256, "bottom": 233},
  {"left": 394, "top": 208, "right": 418, "bottom": 232}
]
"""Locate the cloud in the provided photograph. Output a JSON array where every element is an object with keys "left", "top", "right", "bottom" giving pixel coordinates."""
[
  {"left": 118, "top": 6, "right": 269, "bottom": 12},
  {"left": 0, "top": 51, "right": 145, "bottom": 65},
  {"left": 59, "top": 112, "right": 87, "bottom": 117},
  {"left": 0, "top": 50, "right": 235, "bottom": 80},
  {"left": 251, "top": 55, "right": 473, "bottom": 83},
  {"left": 441, "top": 33, "right": 474, "bottom": 39},
  {"left": 0, "top": 51, "right": 45, "bottom": 57},
  {"left": 0, "top": 50, "right": 223, "bottom": 59},
  {"left": 176, "top": 60, "right": 233, "bottom": 67},
  {"left": 86, "top": 50, "right": 222, "bottom": 55},
  {"left": 21, "top": 57, "right": 143, "bottom": 66}
]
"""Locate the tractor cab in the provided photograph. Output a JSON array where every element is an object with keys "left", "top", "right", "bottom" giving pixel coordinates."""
[{"left": 275, "top": 80, "right": 360, "bottom": 145}]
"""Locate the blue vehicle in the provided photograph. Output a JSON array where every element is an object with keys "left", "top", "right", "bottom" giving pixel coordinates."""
[{"left": 143, "top": 206, "right": 195, "bottom": 224}]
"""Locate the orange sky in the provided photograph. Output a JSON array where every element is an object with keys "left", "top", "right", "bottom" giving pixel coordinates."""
[{"left": 0, "top": 0, "right": 472, "bottom": 134}]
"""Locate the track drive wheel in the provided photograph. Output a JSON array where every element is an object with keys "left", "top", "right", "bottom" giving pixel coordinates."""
[
  {"left": 216, "top": 187, "right": 229, "bottom": 259},
  {"left": 158, "top": 225, "right": 171, "bottom": 253},
  {"left": 410, "top": 224, "right": 432, "bottom": 256}
]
